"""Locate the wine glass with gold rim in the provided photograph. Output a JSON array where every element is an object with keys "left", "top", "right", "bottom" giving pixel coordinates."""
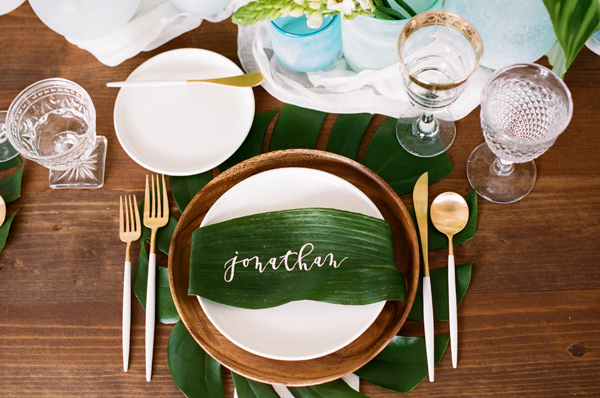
[{"left": 396, "top": 10, "right": 483, "bottom": 158}]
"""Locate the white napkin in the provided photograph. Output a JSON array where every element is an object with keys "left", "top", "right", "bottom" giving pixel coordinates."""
[
  {"left": 65, "top": 0, "right": 251, "bottom": 67},
  {"left": 233, "top": 373, "right": 360, "bottom": 398},
  {"left": 238, "top": 20, "right": 493, "bottom": 119}
]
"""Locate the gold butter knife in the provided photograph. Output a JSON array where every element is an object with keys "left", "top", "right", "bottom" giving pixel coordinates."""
[
  {"left": 106, "top": 72, "right": 264, "bottom": 88},
  {"left": 413, "top": 172, "right": 435, "bottom": 382}
]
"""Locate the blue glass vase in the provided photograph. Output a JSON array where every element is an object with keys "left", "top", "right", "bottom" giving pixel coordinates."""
[
  {"left": 341, "top": 0, "right": 440, "bottom": 72},
  {"left": 269, "top": 14, "right": 342, "bottom": 73}
]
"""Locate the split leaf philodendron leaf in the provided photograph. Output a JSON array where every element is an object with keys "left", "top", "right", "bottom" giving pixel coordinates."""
[
  {"left": 0, "top": 156, "right": 21, "bottom": 172},
  {"left": 219, "top": 109, "right": 279, "bottom": 173},
  {"left": 410, "top": 189, "right": 478, "bottom": 251},
  {"left": 189, "top": 208, "right": 405, "bottom": 309},
  {"left": 288, "top": 379, "right": 369, "bottom": 398},
  {"left": 408, "top": 262, "right": 474, "bottom": 322},
  {"left": 354, "top": 334, "right": 450, "bottom": 394},
  {"left": 269, "top": 104, "right": 326, "bottom": 151},
  {"left": 361, "top": 118, "right": 453, "bottom": 196},
  {"left": 0, "top": 211, "right": 18, "bottom": 255},
  {"left": 326, "top": 113, "right": 373, "bottom": 160},
  {"left": 231, "top": 372, "right": 280, "bottom": 398},
  {"left": 543, "top": 0, "right": 600, "bottom": 77},
  {"left": 0, "top": 162, "right": 24, "bottom": 204},
  {"left": 170, "top": 172, "right": 212, "bottom": 214},
  {"left": 168, "top": 321, "right": 225, "bottom": 398},
  {"left": 133, "top": 244, "right": 180, "bottom": 324}
]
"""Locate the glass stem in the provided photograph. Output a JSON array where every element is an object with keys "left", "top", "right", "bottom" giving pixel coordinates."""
[
  {"left": 416, "top": 113, "right": 438, "bottom": 137},
  {"left": 493, "top": 158, "right": 514, "bottom": 176}
]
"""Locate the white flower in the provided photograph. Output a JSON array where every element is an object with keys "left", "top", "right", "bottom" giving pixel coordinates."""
[
  {"left": 327, "top": 0, "right": 355, "bottom": 15},
  {"left": 306, "top": 11, "right": 324, "bottom": 28}
]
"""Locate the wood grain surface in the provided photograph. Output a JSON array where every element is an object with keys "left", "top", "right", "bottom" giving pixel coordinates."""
[{"left": 1, "top": 3, "right": 599, "bottom": 397}]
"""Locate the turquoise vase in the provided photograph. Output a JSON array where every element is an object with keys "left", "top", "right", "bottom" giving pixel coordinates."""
[
  {"left": 341, "top": 0, "right": 440, "bottom": 72},
  {"left": 269, "top": 14, "right": 342, "bottom": 73}
]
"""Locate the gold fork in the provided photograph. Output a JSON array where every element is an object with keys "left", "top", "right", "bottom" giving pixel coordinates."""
[
  {"left": 142, "top": 174, "right": 169, "bottom": 382},
  {"left": 119, "top": 194, "right": 141, "bottom": 373}
]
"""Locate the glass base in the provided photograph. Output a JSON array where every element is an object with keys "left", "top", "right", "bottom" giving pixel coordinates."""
[
  {"left": 467, "top": 142, "right": 537, "bottom": 204},
  {"left": 396, "top": 109, "right": 455, "bottom": 158},
  {"left": 49, "top": 136, "right": 107, "bottom": 189}
]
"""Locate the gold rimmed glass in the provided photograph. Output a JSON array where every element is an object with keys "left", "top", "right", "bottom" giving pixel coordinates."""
[{"left": 396, "top": 10, "right": 483, "bottom": 157}]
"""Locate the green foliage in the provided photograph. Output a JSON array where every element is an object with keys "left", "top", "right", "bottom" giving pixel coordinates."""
[
  {"left": 132, "top": 244, "right": 180, "bottom": 324},
  {"left": 408, "top": 262, "right": 473, "bottom": 322},
  {"left": 361, "top": 118, "right": 453, "bottom": 195},
  {"left": 354, "top": 334, "right": 450, "bottom": 393},
  {"left": 168, "top": 321, "right": 225, "bottom": 398},
  {"left": 0, "top": 159, "right": 23, "bottom": 256},
  {"left": 289, "top": 379, "right": 370, "bottom": 397},
  {"left": 189, "top": 208, "right": 405, "bottom": 308},
  {"left": 543, "top": 0, "right": 600, "bottom": 76},
  {"left": 231, "top": 373, "right": 280, "bottom": 398}
]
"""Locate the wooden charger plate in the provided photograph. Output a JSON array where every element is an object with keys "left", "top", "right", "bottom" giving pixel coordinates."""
[{"left": 168, "top": 149, "right": 420, "bottom": 386}]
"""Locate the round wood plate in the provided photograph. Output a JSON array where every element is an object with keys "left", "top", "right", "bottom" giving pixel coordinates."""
[{"left": 168, "top": 149, "right": 420, "bottom": 386}]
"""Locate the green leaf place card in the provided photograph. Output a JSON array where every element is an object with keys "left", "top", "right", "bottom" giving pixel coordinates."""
[{"left": 189, "top": 208, "right": 406, "bottom": 309}]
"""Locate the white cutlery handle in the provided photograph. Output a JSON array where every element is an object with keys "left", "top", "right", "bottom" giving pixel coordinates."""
[
  {"left": 107, "top": 80, "right": 187, "bottom": 88},
  {"left": 123, "top": 260, "right": 131, "bottom": 372},
  {"left": 145, "top": 253, "right": 156, "bottom": 382},
  {"left": 423, "top": 276, "right": 435, "bottom": 382},
  {"left": 448, "top": 254, "right": 458, "bottom": 368}
]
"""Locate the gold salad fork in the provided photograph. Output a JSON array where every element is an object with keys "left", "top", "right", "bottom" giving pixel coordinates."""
[
  {"left": 142, "top": 175, "right": 169, "bottom": 382},
  {"left": 119, "top": 195, "right": 141, "bottom": 373}
]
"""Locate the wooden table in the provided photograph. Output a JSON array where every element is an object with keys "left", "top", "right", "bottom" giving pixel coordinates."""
[{"left": 1, "top": 4, "right": 599, "bottom": 397}]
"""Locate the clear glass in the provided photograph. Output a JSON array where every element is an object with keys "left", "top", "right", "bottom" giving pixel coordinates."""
[
  {"left": 0, "top": 111, "right": 19, "bottom": 162},
  {"left": 269, "top": 14, "right": 342, "bottom": 73},
  {"left": 396, "top": 10, "right": 483, "bottom": 157},
  {"left": 6, "top": 78, "right": 106, "bottom": 189},
  {"left": 467, "top": 63, "right": 573, "bottom": 203}
]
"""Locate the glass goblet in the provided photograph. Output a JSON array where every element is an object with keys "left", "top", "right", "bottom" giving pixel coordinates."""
[
  {"left": 0, "top": 111, "right": 19, "bottom": 162},
  {"left": 466, "top": 63, "right": 573, "bottom": 204},
  {"left": 7, "top": 78, "right": 107, "bottom": 189},
  {"left": 396, "top": 10, "right": 483, "bottom": 157}
]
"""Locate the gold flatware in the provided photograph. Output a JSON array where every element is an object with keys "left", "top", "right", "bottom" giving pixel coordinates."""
[
  {"left": 119, "top": 195, "right": 141, "bottom": 372},
  {"left": 142, "top": 174, "right": 169, "bottom": 382},
  {"left": 0, "top": 194, "right": 6, "bottom": 225},
  {"left": 413, "top": 172, "right": 435, "bottom": 382},
  {"left": 431, "top": 192, "right": 469, "bottom": 369},
  {"left": 106, "top": 72, "right": 264, "bottom": 88}
]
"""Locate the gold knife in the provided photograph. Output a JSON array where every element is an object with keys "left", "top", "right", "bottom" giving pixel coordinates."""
[{"left": 413, "top": 172, "right": 435, "bottom": 382}]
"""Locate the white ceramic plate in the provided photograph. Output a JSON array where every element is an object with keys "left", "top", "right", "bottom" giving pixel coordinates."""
[
  {"left": 198, "top": 167, "right": 386, "bottom": 361},
  {"left": 113, "top": 48, "right": 255, "bottom": 175}
]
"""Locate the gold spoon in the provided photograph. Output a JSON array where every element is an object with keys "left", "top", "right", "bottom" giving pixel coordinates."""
[
  {"left": 106, "top": 72, "right": 265, "bottom": 88},
  {"left": 0, "top": 194, "right": 5, "bottom": 225},
  {"left": 430, "top": 192, "right": 469, "bottom": 370}
]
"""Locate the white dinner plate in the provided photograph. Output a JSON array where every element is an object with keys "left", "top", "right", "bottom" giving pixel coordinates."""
[
  {"left": 113, "top": 48, "right": 255, "bottom": 175},
  {"left": 197, "top": 167, "right": 386, "bottom": 361}
]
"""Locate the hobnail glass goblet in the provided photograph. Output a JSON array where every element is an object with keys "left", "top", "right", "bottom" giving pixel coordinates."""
[
  {"left": 466, "top": 63, "right": 573, "bottom": 204},
  {"left": 6, "top": 78, "right": 107, "bottom": 189},
  {"left": 396, "top": 10, "right": 483, "bottom": 157}
]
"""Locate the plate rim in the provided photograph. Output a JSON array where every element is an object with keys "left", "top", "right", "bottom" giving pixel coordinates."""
[
  {"left": 168, "top": 148, "right": 420, "bottom": 386},
  {"left": 113, "top": 47, "right": 255, "bottom": 176}
]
